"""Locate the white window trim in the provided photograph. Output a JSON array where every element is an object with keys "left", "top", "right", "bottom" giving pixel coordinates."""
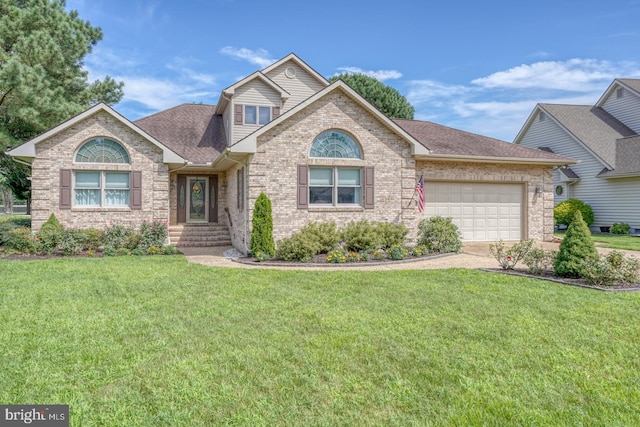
[
  {"left": 244, "top": 105, "right": 271, "bottom": 125},
  {"left": 309, "top": 167, "right": 362, "bottom": 207},
  {"left": 74, "top": 171, "right": 130, "bottom": 207}
]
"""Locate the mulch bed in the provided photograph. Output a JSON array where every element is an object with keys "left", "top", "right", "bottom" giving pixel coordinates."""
[
  {"left": 234, "top": 252, "right": 454, "bottom": 267},
  {"left": 480, "top": 268, "right": 640, "bottom": 292}
]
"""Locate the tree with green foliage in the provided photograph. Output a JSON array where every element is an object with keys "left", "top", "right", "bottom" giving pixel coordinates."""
[
  {"left": 329, "top": 73, "right": 414, "bottom": 119},
  {"left": 554, "top": 210, "right": 598, "bottom": 278},
  {"left": 250, "top": 193, "right": 275, "bottom": 257},
  {"left": 0, "top": 0, "right": 124, "bottom": 212},
  {"left": 554, "top": 198, "right": 594, "bottom": 227}
]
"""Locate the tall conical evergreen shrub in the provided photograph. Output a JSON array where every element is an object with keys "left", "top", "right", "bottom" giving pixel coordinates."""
[
  {"left": 250, "top": 193, "right": 275, "bottom": 256},
  {"left": 554, "top": 210, "right": 598, "bottom": 278}
]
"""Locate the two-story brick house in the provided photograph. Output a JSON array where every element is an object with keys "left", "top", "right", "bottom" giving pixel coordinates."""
[{"left": 8, "top": 53, "right": 573, "bottom": 252}]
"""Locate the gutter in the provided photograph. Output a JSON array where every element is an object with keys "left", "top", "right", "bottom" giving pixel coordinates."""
[{"left": 417, "top": 153, "right": 576, "bottom": 166}]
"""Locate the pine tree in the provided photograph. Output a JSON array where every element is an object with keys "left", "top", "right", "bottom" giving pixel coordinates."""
[
  {"left": 1, "top": 0, "right": 124, "bottom": 212},
  {"left": 554, "top": 210, "right": 598, "bottom": 278},
  {"left": 250, "top": 193, "right": 275, "bottom": 257}
]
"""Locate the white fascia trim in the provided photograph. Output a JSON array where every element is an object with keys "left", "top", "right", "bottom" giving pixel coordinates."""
[
  {"left": 6, "top": 103, "right": 185, "bottom": 164},
  {"left": 418, "top": 153, "right": 577, "bottom": 166},
  {"left": 228, "top": 81, "right": 430, "bottom": 156},
  {"left": 261, "top": 53, "right": 330, "bottom": 87},
  {"left": 222, "top": 72, "right": 290, "bottom": 99}
]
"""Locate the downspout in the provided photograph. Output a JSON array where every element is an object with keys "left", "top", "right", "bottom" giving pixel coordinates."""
[{"left": 222, "top": 151, "right": 250, "bottom": 254}]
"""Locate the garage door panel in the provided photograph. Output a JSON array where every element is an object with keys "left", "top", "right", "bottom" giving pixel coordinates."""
[{"left": 424, "top": 182, "right": 522, "bottom": 242}]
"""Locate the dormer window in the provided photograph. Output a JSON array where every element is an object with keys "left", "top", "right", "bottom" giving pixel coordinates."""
[{"left": 244, "top": 105, "right": 271, "bottom": 125}]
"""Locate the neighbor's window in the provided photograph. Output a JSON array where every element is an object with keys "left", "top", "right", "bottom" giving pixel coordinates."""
[
  {"left": 244, "top": 105, "right": 271, "bottom": 125},
  {"left": 75, "top": 171, "right": 130, "bottom": 206}
]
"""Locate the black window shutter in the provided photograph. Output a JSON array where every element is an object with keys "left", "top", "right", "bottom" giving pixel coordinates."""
[
  {"left": 297, "top": 165, "right": 308, "bottom": 209},
  {"left": 364, "top": 166, "right": 374, "bottom": 209},
  {"left": 60, "top": 169, "right": 72, "bottom": 209}
]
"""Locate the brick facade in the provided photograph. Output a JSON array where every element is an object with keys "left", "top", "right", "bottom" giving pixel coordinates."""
[
  {"left": 30, "top": 111, "right": 168, "bottom": 232},
  {"left": 238, "top": 92, "right": 555, "bottom": 248},
  {"left": 26, "top": 98, "right": 555, "bottom": 248}
]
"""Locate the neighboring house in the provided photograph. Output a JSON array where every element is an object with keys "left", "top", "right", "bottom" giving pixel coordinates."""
[
  {"left": 515, "top": 78, "right": 640, "bottom": 232},
  {"left": 8, "top": 53, "right": 573, "bottom": 252}
]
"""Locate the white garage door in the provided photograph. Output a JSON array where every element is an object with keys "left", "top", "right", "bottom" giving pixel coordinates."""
[{"left": 424, "top": 182, "right": 523, "bottom": 241}]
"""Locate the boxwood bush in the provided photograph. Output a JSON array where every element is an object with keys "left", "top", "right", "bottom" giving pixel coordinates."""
[{"left": 554, "top": 199, "right": 594, "bottom": 227}]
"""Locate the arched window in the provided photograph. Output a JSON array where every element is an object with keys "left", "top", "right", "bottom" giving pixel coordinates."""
[
  {"left": 310, "top": 130, "right": 361, "bottom": 159},
  {"left": 76, "top": 138, "right": 130, "bottom": 163},
  {"left": 71, "top": 138, "right": 132, "bottom": 207},
  {"left": 304, "top": 130, "right": 370, "bottom": 207}
]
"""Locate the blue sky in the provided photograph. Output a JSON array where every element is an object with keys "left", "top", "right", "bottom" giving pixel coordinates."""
[{"left": 67, "top": 0, "right": 640, "bottom": 141}]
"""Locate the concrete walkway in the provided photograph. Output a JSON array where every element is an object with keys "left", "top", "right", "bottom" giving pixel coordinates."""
[
  {"left": 180, "top": 241, "right": 640, "bottom": 271},
  {"left": 179, "top": 242, "right": 517, "bottom": 270}
]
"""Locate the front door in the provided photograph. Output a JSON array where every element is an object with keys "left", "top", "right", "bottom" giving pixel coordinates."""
[{"left": 187, "top": 177, "right": 208, "bottom": 223}]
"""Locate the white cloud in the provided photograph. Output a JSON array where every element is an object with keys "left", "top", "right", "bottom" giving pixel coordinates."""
[
  {"left": 335, "top": 67, "right": 402, "bottom": 81},
  {"left": 219, "top": 47, "right": 276, "bottom": 68},
  {"left": 405, "top": 80, "right": 470, "bottom": 106},
  {"left": 471, "top": 58, "right": 640, "bottom": 91},
  {"left": 408, "top": 58, "right": 640, "bottom": 141}
]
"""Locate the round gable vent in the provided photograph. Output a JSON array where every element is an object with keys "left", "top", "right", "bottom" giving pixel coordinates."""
[{"left": 284, "top": 67, "right": 296, "bottom": 79}]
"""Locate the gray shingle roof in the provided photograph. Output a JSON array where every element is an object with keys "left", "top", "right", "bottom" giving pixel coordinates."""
[
  {"left": 135, "top": 104, "right": 226, "bottom": 164},
  {"left": 394, "top": 119, "right": 574, "bottom": 163},
  {"left": 617, "top": 78, "right": 640, "bottom": 95},
  {"left": 597, "top": 135, "right": 640, "bottom": 177},
  {"left": 134, "top": 104, "right": 574, "bottom": 166},
  {"left": 539, "top": 104, "right": 635, "bottom": 168}
]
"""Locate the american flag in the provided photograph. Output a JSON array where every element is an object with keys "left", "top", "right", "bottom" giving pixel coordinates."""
[{"left": 416, "top": 175, "right": 425, "bottom": 213}]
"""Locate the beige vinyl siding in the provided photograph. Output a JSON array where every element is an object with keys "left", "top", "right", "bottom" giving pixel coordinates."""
[
  {"left": 601, "top": 86, "right": 640, "bottom": 134},
  {"left": 519, "top": 111, "right": 640, "bottom": 231},
  {"left": 265, "top": 61, "right": 326, "bottom": 113},
  {"left": 231, "top": 80, "right": 282, "bottom": 145}
]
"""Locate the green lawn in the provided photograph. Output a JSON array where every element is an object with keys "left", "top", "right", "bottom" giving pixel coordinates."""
[
  {"left": 1, "top": 257, "right": 639, "bottom": 426},
  {"left": 556, "top": 230, "right": 640, "bottom": 251}
]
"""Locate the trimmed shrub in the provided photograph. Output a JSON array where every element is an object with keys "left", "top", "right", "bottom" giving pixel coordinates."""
[
  {"left": 387, "top": 244, "right": 409, "bottom": 260},
  {"left": 489, "top": 239, "right": 534, "bottom": 270},
  {"left": 162, "top": 245, "right": 180, "bottom": 255},
  {"left": 341, "top": 220, "right": 378, "bottom": 252},
  {"left": 299, "top": 221, "right": 340, "bottom": 254},
  {"left": 375, "top": 222, "right": 408, "bottom": 248},
  {"left": 82, "top": 228, "right": 105, "bottom": 251},
  {"left": 554, "top": 210, "right": 598, "bottom": 278},
  {"left": 523, "top": 248, "right": 557, "bottom": 275},
  {"left": 554, "top": 199, "right": 594, "bottom": 227},
  {"left": 139, "top": 220, "right": 167, "bottom": 249},
  {"left": 581, "top": 251, "right": 640, "bottom": 286},
  {"left": 417, "top": 216, "right": 462, "bottom": 254},
  {"left": 4, "top": 227, "right": 40, "bottom": 253},
  {"left": 37, "top": 213, "right": 65, "bottom": 254},
  {"left": 250, "top": 193, "right": 275, "bottom": 257},
  {"left": 0, "top": 221, "right": 21, "bottom": 246},
  {"left": 104, "top": 224, "right": 134, "bottom": 249},
  {"left": 611, "top": 223, "right": 631, "bottom": 235},
  {"left": 59, "top": 229, "right": 88, "bottom": 256},
  {"left": 275, "top": 234, "right": 316, "bottom": 262}
]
